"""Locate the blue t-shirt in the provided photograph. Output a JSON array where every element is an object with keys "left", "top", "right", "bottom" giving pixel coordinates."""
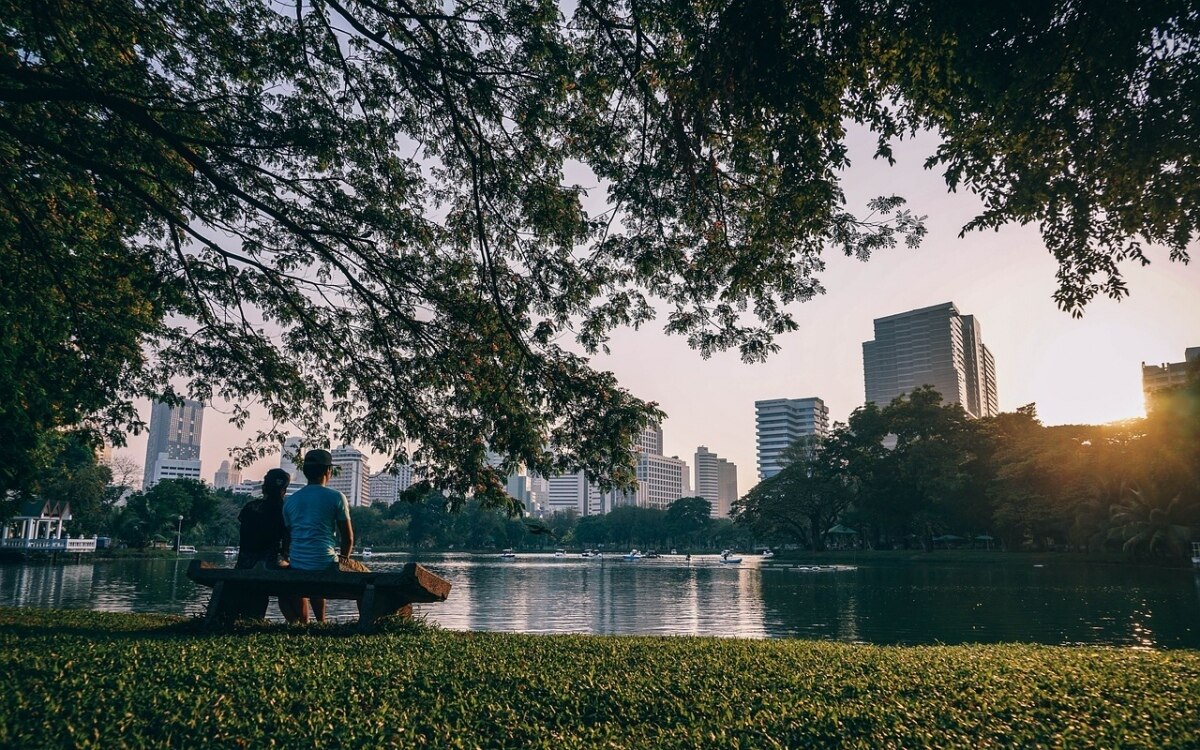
[{"left": 283, "top": 484, "right": 350, "bottom": 570}]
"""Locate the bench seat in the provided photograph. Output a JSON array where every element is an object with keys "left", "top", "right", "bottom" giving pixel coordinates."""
[{"left": 186, "top": 559, "right": 452, "bottom": 633}]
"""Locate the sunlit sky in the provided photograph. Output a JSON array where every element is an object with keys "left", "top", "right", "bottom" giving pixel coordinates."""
[{"left": 112, "top": 126, "right": 1200, "bottom": 495}]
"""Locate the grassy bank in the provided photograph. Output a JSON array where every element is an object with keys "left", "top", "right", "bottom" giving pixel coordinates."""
[{"left": 1, "top": 609, "right": 1197, "bottom": 749}]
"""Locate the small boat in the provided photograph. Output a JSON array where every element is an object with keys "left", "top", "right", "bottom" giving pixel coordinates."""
[
  {"left": 500, "top": 548, "right": 516, "bottom": 559},
  {"left": 719, "top": 549, "right": 742, "bottom": 564},
  {"left": 623, "top": 549, "right": 643, "bottom": 561},
  {"left": 362, "top": 547, "right": 374, "bottom": 559},
  {"left": 761, "top": 549, "right": 774, "bottom": 559},
  {"left": 670, "top": 549, "right": 677, "bottom": 555},
  {"left": 644, "top": 550, "right": 661, "bottom": 559},
  {"left": 178, "top": 545, "right": 197, "bottom": 554},
  {"left": 554, "top": 549, "right": 566, "bottom": 557},
  {"left": 580, "top": 549, "right": 593, "bottom": 558},
  {"left": 222, "top": 546, "right": 238, "bottom": 557}
]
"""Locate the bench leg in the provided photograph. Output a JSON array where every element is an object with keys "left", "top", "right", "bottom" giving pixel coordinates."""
[
  {"left": 204, "top": 581, "right": 227, "bottom": 629},
  {"left": 357, "top": 584, "right": 378, "bottom": 634}
]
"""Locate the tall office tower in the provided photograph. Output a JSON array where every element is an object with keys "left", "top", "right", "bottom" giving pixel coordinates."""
[
  {"left": 367, "top": 464, "right": 413, "bottom": 506},
  {"left": 279, "top": 436, "right": 303, "bottom": 477},
  {"left": 635, "top": 454, "right": 689, "bottom": 510},
  {"left": 328, "top": 446, "right": 370, "bottom": 507},
  {"left": 1142, "top": 346, "right": 1200, "bottom": 412},
  {"left": 634, "top": 423, "right": 664, "bottom": 455},
  {"left": 862, "top": 302, "right": 998, "bottom": 419},
  {"left": 213, "top": 460, "right": 241, "bottom": 490},
  {"left": 755, "top": 397, "right": 828, "bottom": 480},
  {"left": 546, "top": 471, "right": 602, "bottom": 516},
  {"left": 694, "top": 446, "right": 719, "bottom": 510},
  {"left": 143, "top": 399, "right": 204, "bottom": 488},
  {"left": 717, "top": 459, "right": 738, "bottom": 518}
]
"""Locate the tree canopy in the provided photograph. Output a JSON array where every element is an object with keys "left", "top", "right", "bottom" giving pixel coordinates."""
[{"left": 3, "top": 1, "right": 1197, "bottom": 502}]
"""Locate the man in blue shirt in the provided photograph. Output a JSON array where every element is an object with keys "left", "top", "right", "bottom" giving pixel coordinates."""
[{"left": 283, "top": 448, "right": 359, "bottom": 622}]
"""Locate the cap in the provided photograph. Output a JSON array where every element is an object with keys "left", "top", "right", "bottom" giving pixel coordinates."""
[{"left": 302, "top": 449, "right": 334, "bottom": 467}]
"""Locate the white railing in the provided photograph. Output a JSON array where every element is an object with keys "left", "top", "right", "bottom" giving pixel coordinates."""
[{"left": 0, "top": 537, "right": 97, "bottom": 553}]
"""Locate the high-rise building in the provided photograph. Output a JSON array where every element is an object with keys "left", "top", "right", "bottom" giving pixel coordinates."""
[
  {"left": 213, "top": 460, "right": 241, "bottom": 490},
  {"left": 143, "top": 399, "right": 204, "bottom": 488},
  {"left": 718, "top": 459, "right": 738, "bottom": 517},
  {"left": 328, "top": 445, "right": 370, "bottom": 507},
  {"left": 546, "top": 471, "right": 602, "bottom": 516},
  {"left": 1142, "top": 346, "right": 1200, "bottom": 411},
  {"left": 634, "top": 453, "right": 689, "bottom": 510},
  {"left": 368, "top": 464, "right": 414, "bottom": 506},
  {"left": 694, "top": 446, "right": 736, "bottom": 518},
  {"left": 862, "top": 302, "right": 998, "bottom": 419},
  {"left": 755, "top": 398, "right": 828, "bottom": 480}
]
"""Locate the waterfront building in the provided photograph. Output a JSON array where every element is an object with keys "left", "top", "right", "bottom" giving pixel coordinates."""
[
  {"left": 213, "top": 460, "right": 242, "bottom": 490},
  {"left": 695, "top": 447, "right": 738, "bottom": 518},
  {"left": 546, "top": 471, "right": 601, "bottom": 516},
  {"left": 862, "top": 302, "right": 998, "bottom": 419},
  {"left": 717, "top": 458, "right": 738, "bottom": 518},
  {"left": 755, "top": 398, "right": 828, "bottom": 480},
  {"left": 0, "top": 500, "right": 97, "bottom": 554},
  {"left": 635, "top": 453, "right": 689, "bottom": 511},
  {"left": 368, "top": 465, "right": 415, "bottom": 506},
  {"left": 1142, "top": 346, "right": 1200, "bottom": 411},
  {"left": 329, "top": 446, "right": 370, "bottom": 507},
  {"left": 142, "top": 399, "right": 204, "bottom": 489}
]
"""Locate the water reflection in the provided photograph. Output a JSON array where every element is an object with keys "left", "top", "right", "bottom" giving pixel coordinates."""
[{"left": 2, "top": 554, "right": 1198, "bottom": 648}]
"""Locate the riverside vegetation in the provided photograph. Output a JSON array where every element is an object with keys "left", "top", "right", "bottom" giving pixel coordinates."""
[{"left": 1, "top": 609, "right": 1198, "bottom": 749}]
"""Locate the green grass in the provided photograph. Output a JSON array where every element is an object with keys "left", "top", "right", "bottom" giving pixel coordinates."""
[{"left": 1, "top": 609, "right": 1197, "bottom": 749}]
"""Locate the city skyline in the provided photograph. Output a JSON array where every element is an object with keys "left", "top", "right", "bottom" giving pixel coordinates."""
[{"left": 108, "top": 128, "right": 1200, "bottom": 499}]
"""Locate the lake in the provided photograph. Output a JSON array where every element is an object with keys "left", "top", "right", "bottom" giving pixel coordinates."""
[{"left": 2, "top": 552, "right": 1198, "bottom": 648}]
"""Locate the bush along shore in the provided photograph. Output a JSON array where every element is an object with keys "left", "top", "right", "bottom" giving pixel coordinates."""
[{"left": 1, "top": 609, "right": 1198, "bottom": 749}]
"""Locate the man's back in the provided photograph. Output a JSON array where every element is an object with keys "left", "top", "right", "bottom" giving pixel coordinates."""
[{"left": 283, "top": 484, "right": 350, "bottom": 570}]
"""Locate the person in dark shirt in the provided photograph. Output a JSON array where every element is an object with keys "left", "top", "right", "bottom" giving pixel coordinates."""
[{"left": 235, "top": 469, "right": 304, "bottom": 622}]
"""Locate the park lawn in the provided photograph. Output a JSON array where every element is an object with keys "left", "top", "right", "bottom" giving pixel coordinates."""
[{"left": 1, "top": 609, "right": 1197, "bottom": 749}]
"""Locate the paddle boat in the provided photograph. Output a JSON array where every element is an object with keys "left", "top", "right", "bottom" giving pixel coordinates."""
[
  {"left": 361, "top": 547, "right": 374, "bottom": 559},
  {"left": 761, "top": 548, "right": 775, "bottom": 559},
  {"left": 500, "top": 548, "right": 517, "bottom": 559},
  {"left": 554, "top": 549, "right": 566, "bottom": 557},
  {"left": 718, "top": 549, "right": 742, "bottom": 564},
  {"left": 222, "top": 546, "right": 239, "bottom": 558},
  {"left": 623, "top": 549, "right": 643, "bottom": 561}
]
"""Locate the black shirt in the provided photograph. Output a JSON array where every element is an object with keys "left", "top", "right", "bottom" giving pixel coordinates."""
[{"left": 237, "top": 498, "right": 286, "bottom": 566}]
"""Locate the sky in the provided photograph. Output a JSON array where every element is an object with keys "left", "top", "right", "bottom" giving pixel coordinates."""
[{"left": 111, "top": 126, "right": 1200, "bottom": 497}]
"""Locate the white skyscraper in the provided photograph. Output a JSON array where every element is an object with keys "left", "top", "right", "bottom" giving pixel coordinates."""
[
  {"left": 143, "top": 399, "right": 204, "bottom": 488},
  {"left": 368, "top": 465, "right": 413, "bottom": 506},
  {"left": 213, "top": 460, "right": 241, "bottom": 490},
  {"left": 862, "top": 302, "right": 998, "bottom": 419},
  {"left": 328, "top": 446, "right": 370, "bottom": 507},
  {"left": 546, "top": 471, "right": 600, "bottom": 516},
  {"left": 755, "top": 397, "right": 828, "bottom": 480}
]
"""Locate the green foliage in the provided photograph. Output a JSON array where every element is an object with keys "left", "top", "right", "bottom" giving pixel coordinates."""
[
  {"left": 1, "top": 608, "right": 1198, "bottom": 749},
  {"left": 113, "top": 480, "right": 222, "bottom": 548},
  {"left": 6, "top": 1, "right": 1196, "bottom": 503}
]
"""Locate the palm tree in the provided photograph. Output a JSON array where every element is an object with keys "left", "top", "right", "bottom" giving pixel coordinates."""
[{"left": 1107, "top": 484, "right": 1196, "bottom": 561}]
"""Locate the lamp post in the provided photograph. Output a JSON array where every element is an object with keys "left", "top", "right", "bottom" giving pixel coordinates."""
[{"left": 174, "top": 515, "right": 184, "bottom": 553}]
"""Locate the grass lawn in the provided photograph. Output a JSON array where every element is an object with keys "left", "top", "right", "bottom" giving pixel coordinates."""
[{"left": 1, "top": 608, "right": 1197, "bottom": 749}]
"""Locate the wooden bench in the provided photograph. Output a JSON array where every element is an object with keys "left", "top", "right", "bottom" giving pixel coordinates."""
[{"left": 186, "top": 559, "right": 452, "bottom": 633}]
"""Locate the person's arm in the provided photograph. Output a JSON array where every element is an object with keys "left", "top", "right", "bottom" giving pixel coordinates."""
[{"left": 336, "top": 518, "right": 353, "bottom": 561}]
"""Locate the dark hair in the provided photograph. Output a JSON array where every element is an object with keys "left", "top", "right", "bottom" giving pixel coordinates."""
[
  {"left": 263, "top": 468, "right": 291, "bottom": 497},
  {"left": 302, "top": 463, "right": 331, "bottom": 483}
]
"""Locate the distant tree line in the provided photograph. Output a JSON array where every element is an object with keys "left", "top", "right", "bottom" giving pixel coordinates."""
[{"left": 736, "top": 377, "right": 1200, "bottom": 562}]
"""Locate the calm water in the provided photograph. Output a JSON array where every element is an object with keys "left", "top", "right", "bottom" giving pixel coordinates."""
[{"left": 2, "top": 553, "right": 1198, "bottom": 648}]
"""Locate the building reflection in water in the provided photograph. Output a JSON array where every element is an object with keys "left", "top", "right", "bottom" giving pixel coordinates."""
[{"left": 3, "top": 555, "right": 1199, "bottom": 647}]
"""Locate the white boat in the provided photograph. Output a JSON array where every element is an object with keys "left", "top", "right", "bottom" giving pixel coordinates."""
[
  {"left": 500, "top": 548, "right": 516, "bottom": 559},
  {"left": 719, "top": 549, "right": 742, "bottom": 564},
  {"left": 761, "top": 549, "right": 775, "bottom": 559},
  {"left": 554, "top": 549, "right": 566, "bottom": 557},
  {"left": 178, "top": 545, "right": 197, "bottom": 554},
  {"left": 362, "top": 547, "right": 374, "bottom": 559},
  {"left": 222, "top": 546, "right": 238, "bottom": 557},
  {"left": 623, "top": 549, "right": 643, "bottom": 561}
]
